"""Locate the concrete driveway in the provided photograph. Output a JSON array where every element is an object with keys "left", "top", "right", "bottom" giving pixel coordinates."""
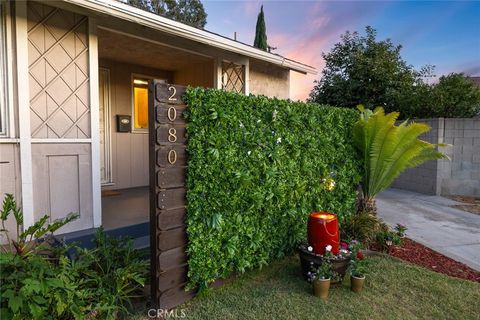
[{"left": 377, "top": 188, "right": 480, "bottom": 271}]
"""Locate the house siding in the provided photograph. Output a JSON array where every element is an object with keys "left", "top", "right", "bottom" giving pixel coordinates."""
[
  {"left": 0, "top": 144, "right": 21, "bottom": 243},
  {"left": 99, "top": 59, "right": 173, "bottom": 190}
]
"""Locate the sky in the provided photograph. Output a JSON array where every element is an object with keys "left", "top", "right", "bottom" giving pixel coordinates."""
[{"left": 202, "top": 0, "right": 480, "bottom": 101}]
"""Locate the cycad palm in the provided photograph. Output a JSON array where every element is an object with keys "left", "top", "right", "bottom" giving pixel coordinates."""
[{"left": 353, "top": 106, "right": 448, "bottom": 214}]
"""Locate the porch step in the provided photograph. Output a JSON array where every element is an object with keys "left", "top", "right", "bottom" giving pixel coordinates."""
[
  {"left": 58, "top": 222, "right": 150, "bottom": 250},
  {"left": 133, "top": 235, "right": 150, "bottom": 249}
]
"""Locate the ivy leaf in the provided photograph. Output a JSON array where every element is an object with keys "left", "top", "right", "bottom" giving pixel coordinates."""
[
  {"left": 209, "top": 109, "right": 218, "bottom": 120},
  {"left": 209, "top": 213, "right": 223, "bottom": 229},
  {"left": 208, "top": 148, "right": 219, "bottom": 159},
  {"left": 8, "top": 295, "right": 22, "bottom": 313}
]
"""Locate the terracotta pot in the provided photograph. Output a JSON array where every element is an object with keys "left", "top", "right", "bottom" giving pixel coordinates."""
[
  {"left": 350, "top": 275, "right": 365, "bottom": 293},
  {"left": 313, "top": 278, "right": 331, "bottom": 299}
]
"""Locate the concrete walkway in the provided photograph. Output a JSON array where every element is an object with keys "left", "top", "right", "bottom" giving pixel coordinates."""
[{"left": 377, "top": 188, "right": 480, "bottom": 271}]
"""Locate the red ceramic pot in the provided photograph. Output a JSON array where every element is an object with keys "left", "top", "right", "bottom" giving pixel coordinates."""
[{"left": 307, "top": 212, "right": 339, "bottom": 255}]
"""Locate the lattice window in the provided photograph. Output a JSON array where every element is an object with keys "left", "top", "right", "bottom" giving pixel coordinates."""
[
  {"left": 27, "top": 3, "right": 90, "bottom": 139},
  {"left": 222, "top": 61, "right": 245, "bottom": 93}
]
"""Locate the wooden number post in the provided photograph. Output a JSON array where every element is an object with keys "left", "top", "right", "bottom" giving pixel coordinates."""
[{"left": 148, "top": 80, "right": 194, "bottom": 310}]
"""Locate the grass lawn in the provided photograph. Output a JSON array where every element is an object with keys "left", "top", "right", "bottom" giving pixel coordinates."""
[{"left": 136, "top": 255, "right": 480, "bottom": 320}]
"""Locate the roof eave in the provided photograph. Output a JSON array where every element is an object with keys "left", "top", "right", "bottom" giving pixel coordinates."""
[{"left": 61, "top": 0, "right": 317, "bottom": 75}]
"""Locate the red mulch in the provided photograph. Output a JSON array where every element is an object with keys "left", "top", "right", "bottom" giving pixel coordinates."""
[{"left": 373, "top": 238, "right": 480, "bottom": 283}]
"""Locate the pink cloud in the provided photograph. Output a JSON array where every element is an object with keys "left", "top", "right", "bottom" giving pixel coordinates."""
[{"left": 243, "top": 2, "right": 259, "bottom": 16}]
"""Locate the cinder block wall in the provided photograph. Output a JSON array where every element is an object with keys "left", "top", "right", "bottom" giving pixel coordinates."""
[{"left": 391, "top": 118, "right": 480, "bottom": 196}]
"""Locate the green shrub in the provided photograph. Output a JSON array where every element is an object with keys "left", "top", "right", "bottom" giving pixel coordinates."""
[
  {"left": 340, "top": 212, "right": 388, "bottom": 244},
  {"left": 73, "top": 228, "right": 148, "bottom": 318},
  {"left": 0, "top": 194, "right": 148, "bottom": 319},
  {"left": 184, "top": 88, "right": 362, "bottom": 290}
]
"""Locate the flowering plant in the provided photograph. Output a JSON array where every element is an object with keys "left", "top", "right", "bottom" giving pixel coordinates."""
[
  {"left": 307, "top": 245, "right": 337, "bottom": 281},
  {"left": 349, "top": 240, "right": 368, "bottom": 277},
  {"left": 394, "top": 223, "right": 407, "bottom": 237},
  {"left": 321, "top": 172, "right": 336, "bottom": 191}
]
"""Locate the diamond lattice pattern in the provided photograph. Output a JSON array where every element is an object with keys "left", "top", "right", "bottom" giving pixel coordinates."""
[
  {"left": 222, "top": 61, "right": 245, "bottom": 93},
  {"left": 28, "top": 2, "right": 90, "bottom": 138}
]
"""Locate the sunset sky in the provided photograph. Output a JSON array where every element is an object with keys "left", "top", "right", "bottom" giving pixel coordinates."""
[{"left": 202, "top": 1, "right": 480, "bottom": 101}]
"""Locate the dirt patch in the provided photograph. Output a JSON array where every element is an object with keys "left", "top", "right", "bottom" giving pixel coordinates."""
[
  {"left": 447, "top": 195, "right": 480, "bottom": 215},
  {"left": 386, "top": 238, "right": 480, "bottom": 283}
]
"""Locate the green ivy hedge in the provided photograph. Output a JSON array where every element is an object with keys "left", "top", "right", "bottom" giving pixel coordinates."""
[{"left": 184, "top": 88, "right": 362, "bottom": 290}]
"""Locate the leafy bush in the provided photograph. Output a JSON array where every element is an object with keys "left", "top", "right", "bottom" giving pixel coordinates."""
[
  {"left": 0, "top": 193, "right": 78, "bottom": 256},
  {"left": 73, "top": 229, "right": 148, "bottom": 318},
  {"left": 184, "top": 88, "right": 362, "bottom": 289},
  {"left": 0, "top": 194, "right": 148, "bottom": 319},
  {"left": 340, "top": 211, "right": 387, "bottom": 244}
]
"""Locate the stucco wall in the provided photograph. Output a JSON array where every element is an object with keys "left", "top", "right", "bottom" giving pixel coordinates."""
[
  {"left": 99, "top": 59, "right": 173, "bottom": 190},
  {"left": 392, "top": 118, "right": 480, "bottom": 196},
  {"left": 249, "top": 59, "right": 290, "bottom": 99}
]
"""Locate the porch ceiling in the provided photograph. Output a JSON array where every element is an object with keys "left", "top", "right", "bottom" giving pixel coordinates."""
[{"left": 98, "top": 28, "right": 212, "bottom": 71}]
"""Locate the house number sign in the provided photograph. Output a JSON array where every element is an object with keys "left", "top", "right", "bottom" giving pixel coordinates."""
[{"left": 148, "top": 80, "right": 192, "bottom": 310}]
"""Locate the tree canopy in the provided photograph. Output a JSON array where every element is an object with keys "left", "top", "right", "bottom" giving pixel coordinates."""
[
  {"left": 309, "top": 26, "right": 480, "bottom": 118},
  {"left": 253, "top": 5, "right": 268, "bottom": 51},
  {"left": 127, "top": 0, "right": 207, "bottom": 29}
]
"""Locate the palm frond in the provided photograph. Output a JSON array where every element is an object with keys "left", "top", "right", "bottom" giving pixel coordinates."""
[{"left": 353, "top": 107, "right": 448, "bottom": 200}]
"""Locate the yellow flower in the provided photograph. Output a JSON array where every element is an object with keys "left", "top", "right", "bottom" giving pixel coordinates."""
[{"left": 322, "top": 177, "right": 336, "bottom": 191}]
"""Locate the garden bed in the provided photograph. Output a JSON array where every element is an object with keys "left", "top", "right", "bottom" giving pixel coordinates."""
[
  {"left": 374, "top": 238, "right": 480, "bottom": 283},
  {"left": 447, "top": 195, "right": 480, "bottom": 215}
]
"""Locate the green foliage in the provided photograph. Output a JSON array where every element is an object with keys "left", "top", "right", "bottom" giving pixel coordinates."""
[
  {"left": 311, "top": 258, "right": 335, "bottom": 281},
  {"left": 0, "top": 193, "right": 78, "bottom": 256},
  {"left": 309, "top": 26, "right": 428, "bottom": 113},
  {"left": 349, "top": 241, "right": 369, "bottom": 277},
  {"left": 340, "top": 211, "right": 387, "bottom": 244},
  {"left": 353, "top": 106, "right": 448, "bottom": 206},
  {"left": 308, "top": 26, "right": 480, "bottom": 119},
  {"left": 127, "top": 0, "right": 207, "bottom": 29},
  {"left": 375, "top": 230, "right": 401, "bottom": 251},
  {"left": 0, "top": 194, "right": 148, "bottom": 320},
  {"left": 184, "top": 88, "right": 362, "bottom": 289},
  {"left": 253, "top": 5, "right": 268, "bottom": 50},
  {"left": 73, "top": 228, "right": 149, "bottom": 318},
  {"left": 394, "top": 73, "right": 480, "bottom": 118},
  {"left": 0, "top": 253, "right": 87, "bottom": 320},
  {"left": 430, "top": 73, "right": 480, "bottom": 118}
]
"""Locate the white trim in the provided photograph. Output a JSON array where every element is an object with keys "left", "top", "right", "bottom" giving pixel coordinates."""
[
  {"left": 243, "top": 58, "right": 250, "bottom": 95},
  {"left": 15, "top": 1, "right": 34, "bottom": 228},
  {"left": 99, "top": 67, "right": 113, "bottom": 185},
  {"left": 0, "top": 3, "right": 8, "bottom": 137},
  {"left": 214, "top": 57, "right": 222, "bottom": 90},
  {"left": 31, "top": 139, "right": 93, "bottom": 144},
  {"left": 4, "top": 2, "right": 16, "bottom": 138},
  {"left": 89, "top": 17, "right": 102, "bottom": 228},
  {"left": 61, "top": 0, "right": 316, "bottom": 75},
  {"left": 0, "top": 138, "right": 19, "bottom": 143}
]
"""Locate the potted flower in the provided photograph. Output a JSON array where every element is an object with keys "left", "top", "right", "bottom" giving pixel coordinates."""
[
  {"left": 349, "top": 241, "right": 368, "bottom": 293},
  {"left": 308, "top": 245, "right": 336, "bottom": 299}
]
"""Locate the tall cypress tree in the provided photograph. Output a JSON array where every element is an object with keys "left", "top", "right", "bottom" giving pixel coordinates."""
[{"left": 253, "top": 5, "right": 268, "bottom": 50}]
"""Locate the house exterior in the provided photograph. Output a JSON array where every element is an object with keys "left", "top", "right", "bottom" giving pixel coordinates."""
[{"left": 0, "top": 0, "right": 315, "bottom": 241}]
